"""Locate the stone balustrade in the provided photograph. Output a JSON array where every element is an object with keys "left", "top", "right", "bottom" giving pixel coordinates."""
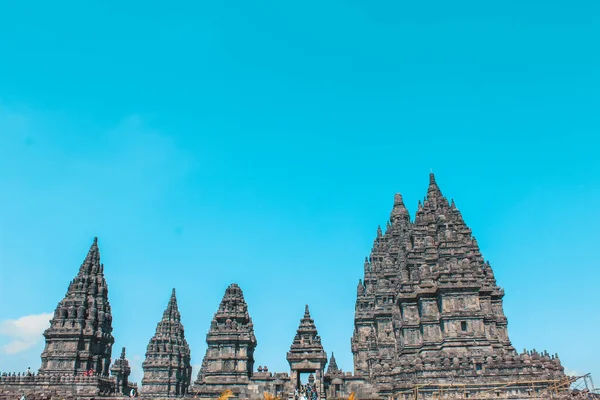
[{"left": 0, "top": 373, "right": 137, "bottom": 400}]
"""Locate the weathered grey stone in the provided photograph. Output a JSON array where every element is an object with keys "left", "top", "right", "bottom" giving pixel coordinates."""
[
  {"left": 287, "top": 305, "right": 327, "bottom": 398},
  {"left": 111, "top": 347, "right": 133, "bottom": 395},
  {"left": 141, "top": 289, "right": 192, "bottom": 397},
  {"left": 39, "top": 237, "right": 114, "bottom": 377},
  {"left": 350, "top": 173, "right": 566, "bottom": 398},
  {"left": 193, "top": 283, "right": 258, "bottom": 398},
  {"left": 0, "top": 238, "right": 137, "bottom": 399}
]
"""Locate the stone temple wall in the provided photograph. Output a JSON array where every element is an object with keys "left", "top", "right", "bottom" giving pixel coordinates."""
[{"left": 0, "top": 373, "right": 137, "bottom": 400}]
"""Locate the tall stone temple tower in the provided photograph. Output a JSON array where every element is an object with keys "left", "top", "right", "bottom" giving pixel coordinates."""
[
  {"left": 141, "top": 289, "right": 192, "bottom": 397},
  {"left": 286, "top": 305, "right": 327, "bottom": 398},
  {"left": 194, "top": 283, "right": 257, "bottom": 397},
  {"left": 39, "top": 237, "right": 115, "bottom": 376},
  {"left": 351, "top": 173, "right": 565, "bottom": 395}
]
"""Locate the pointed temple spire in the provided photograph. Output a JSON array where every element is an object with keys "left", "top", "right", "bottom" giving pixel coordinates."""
[
  {"left": 391, "top": 193, "right": 409, "bottom": 218},
  {"left": 425, "top": 172, "right": 446, "bottom": 209},
  {"left": 289, "top": 304, "right": 323, "bottom": 350},
  {"left": 141, "top": 289, "right": 192, "bottom": 397},
  {"left": 194, "top": 283, "right": 257, "bottom": 396},
  {"left": 287, "top": 305, "right": 327, "bottom": 396},
  {"left": 326, "top": 352, "right": 340, "bottom": 375},
  {"left": 110, "top": 347, "right": 132, "bottom": 395},
  {"left": 79, "top": 237, "right": 100, "bottom": 274},
  {"left": 39, "top": 237, "right": 114, "bottom": 377},
  {"left": 162, "top": 288, "right": 180, "bottom": 321}
]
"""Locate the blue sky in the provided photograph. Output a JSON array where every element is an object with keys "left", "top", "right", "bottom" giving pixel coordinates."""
[{"left": 0, "top": 0, "right": 598, "bottom": 385}]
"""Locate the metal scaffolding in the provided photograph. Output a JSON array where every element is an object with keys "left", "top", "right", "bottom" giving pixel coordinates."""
[{"left": 390, "top": 373, "right": 598, "bottom": 399}]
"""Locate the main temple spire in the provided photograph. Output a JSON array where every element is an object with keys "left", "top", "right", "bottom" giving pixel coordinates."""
[{"left": 351, "top": 173, "right": 565, "bottom": 398}]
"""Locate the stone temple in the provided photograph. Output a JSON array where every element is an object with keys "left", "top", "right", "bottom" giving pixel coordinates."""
[
  {"left": 141, "top": 289, "right": 192, "bottom": 397},
  {"left": 0, "top": 174, "right": 579, "bottom": 399}
]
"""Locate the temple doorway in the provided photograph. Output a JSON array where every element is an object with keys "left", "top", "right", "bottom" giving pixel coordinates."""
[{"left": 297, "top": 371, "right": 316, "bottom": 388}]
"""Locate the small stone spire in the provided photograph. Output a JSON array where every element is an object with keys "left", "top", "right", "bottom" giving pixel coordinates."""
[
  {"left": 391, "top": 193, "right": 409, "bottom": 216},
  {"left": 326, "top": 352, "right": 340, "bottom": 375},
  {"left": 162, "top": 288, "right": 180, "bottom": 322},
  {"left": 79, "top": 236, "right": 101, "bottom": 275},
  {"left": 111, "top": 347, "right": 132, "bottom": 395},
  {"left": 357, "top": 279, "right": 364, "bottom": 296},
  {"left": 426, "top": 172, "right": 445, "bottom": 208},
  {"left": 141, "top": 289, "right": 192, "bottom": 396},
  {"left": 287, "top": 305, "right": 326, "bottom": 358}
]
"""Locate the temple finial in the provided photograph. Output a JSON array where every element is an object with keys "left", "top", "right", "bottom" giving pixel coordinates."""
[
  {"left": 163, "top": 288, "right": 180, "bottom": 321},
  {"left": 304, "top": 304, "right": 310, "bottom": 318},
  {"left": 394, "top": 193, "right": 403, "bottom": 205},
  {"left": 426, "top": 172, "right": 445, "bottom": 207},
  {"left": 78, "top": 236, "right": 102, "bottom": 276},
  {"left": 391, "top": 193, "right": 409, "bottom": 218}
]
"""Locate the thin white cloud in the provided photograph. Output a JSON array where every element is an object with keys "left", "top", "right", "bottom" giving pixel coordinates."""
[
  {"left": 192, "top": 364, "right": 202, "bottom": 382},
  {"left": 129, "top": 354, "right": 143, "bottom": 384},
  {"left": 564, "top": 367, "right": 583, "bottom": 377},
  {"left": 0, "top": 313, "right": 52, "bottom": 355}
]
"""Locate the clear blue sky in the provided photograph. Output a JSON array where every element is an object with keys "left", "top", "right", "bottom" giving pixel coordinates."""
[{"left": 0, "top": 0, "right": 598, "bottom": 385}]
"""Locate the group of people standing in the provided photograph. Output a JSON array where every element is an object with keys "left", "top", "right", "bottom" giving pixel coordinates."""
[{"left": 294, "top": 384, "right": 318, "bottom": 400}]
